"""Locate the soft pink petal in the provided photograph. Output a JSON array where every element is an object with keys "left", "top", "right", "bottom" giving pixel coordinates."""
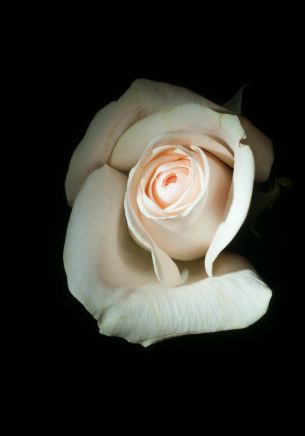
[{"left": 140, "top": 152, "right": 232, "bottom": 260}]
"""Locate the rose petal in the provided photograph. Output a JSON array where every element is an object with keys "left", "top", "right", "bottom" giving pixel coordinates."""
[
  {"left": 109, "top": 104, "right": 244, "bottom": 171},
  {"left": 205, "top": 144, "right": 255, "bottom": 276},
  {"left": 65, "top": 81, "right": 273, "bottom": 204},
  {"left": 106, "top": 255, "right": 272, "bottom": 347},
  {"left": 65, "top": 102, "right": 119, "bottom": 206},
  {"left": 65, "top": 165, "right": 183, "bottom": 299},
  {"left": 64, "top": 165, "right": 155, "bottom": 315},
  {"left": 240, "top": 117, "right": 274, "bottom": 182},
  {"left": 140, "top": 152, "right": 232, "bottom": 260},
  {"left": 65, "top": 80, "right": 220, "bottom": 205},
  {"left": 64, "top": 165, "right": 271, "bottom": 346},
  {"left": 125, "top": 166, "right": 185, "bottom": 286}
]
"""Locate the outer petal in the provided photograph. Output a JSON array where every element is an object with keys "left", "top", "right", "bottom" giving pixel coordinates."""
[
  {"left": 240, "top": 117, "right": 274, "bottom": 182},
  {"left": 109, "top": 104, "right": 245, "bottom": 171},
  {"left": 64, "top": 164, "right": 271, "bottom": 346},
  {"left": 65, "top": 80, "right": 219, "bottom": 205},
  {"left": 64, "top": 164, "right": 181, "bottom": 305},
  {"left": 65, "top": 102, "right": 119, "bottom": 205},
  {"left": 205, "top": 144, "right": 255, "bottom": 276},
  {"left": 65, "top": 80, "right": 272, "bottom": 204}
]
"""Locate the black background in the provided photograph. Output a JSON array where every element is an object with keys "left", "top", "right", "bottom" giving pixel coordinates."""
[{"left": 6, "top": 3, "right": 305, "bottom": 433}]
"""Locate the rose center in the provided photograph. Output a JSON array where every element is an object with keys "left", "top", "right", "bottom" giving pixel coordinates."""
[
  {"left": 163, "top": 174, "right": 177, "bottom": 186},
  {"left": 141, "top": 148, "right": 204, "bottom": 213},
  {"left": 151, "top": 164, "right": 191, "bottom": 208}
]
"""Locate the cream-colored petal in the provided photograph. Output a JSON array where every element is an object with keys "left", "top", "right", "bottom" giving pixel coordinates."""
[
  {"left": 64, "top": 165, "right": 157, "bottom": 316},
  {"left": 223, "top": 87, "right": 273, "bottom": 181},
  {"left": 65, "top": 80, "right": 273, "bottom": 203},
  {"left": 150, "top": 130, "right": 234, "bottom": 167},
  {"left": 223, "top": 86, "right": 273, "bottom": 181},
  {"left": 64, "top": 165, "right": 271, "bottom": 346},
  {"left": 107, "top": 253, "right": 272, "bottom": 347},
  {"left": 125, "top": 165, "right": 184, "bottom": 286},
  {"left": 240, "top": 117, "right": 274, "bottom": 182},
  {"left": 205, "top": 145, "right": 255, "bottom": 276},
  {"left": 65, "top": 80, "right": 220, "bottom": 205},
  {"left": 65, "top": 102, "right": 119, "bottom": 206},
  {"left": 64, "top": 164, "right": 182, "bottom": 311},
  {"left": 109, "top": 104, "right": 244, "bottom": 171}
]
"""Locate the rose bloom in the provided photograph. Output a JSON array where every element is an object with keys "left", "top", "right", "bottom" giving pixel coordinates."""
[{"left": 64, "top": 80, "right": 273, "bottom": 346}]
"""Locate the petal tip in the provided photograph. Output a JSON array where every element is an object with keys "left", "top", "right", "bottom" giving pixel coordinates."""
[{"left": 204, "top": 254, "right": 213, "bottom": 278}]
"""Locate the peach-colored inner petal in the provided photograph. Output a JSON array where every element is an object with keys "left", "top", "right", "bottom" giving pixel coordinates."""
[
  {"left": 125, "top": 131, "right": 235, "bottom": 278},
  {"left": 150, "top": 159, "right": 191, "bottom": 208},
  {"left": 136, "top": 144, "right": 207, "bottom": 220}
]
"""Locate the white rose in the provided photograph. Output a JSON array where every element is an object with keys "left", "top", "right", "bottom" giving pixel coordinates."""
[{"left": 64, "top": 79, "right": 273, "bottom": 346}]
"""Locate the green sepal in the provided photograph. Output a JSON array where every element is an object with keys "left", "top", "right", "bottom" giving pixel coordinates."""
[{"left": 223, "top": 85, "right": 249, "bottom": 115}]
